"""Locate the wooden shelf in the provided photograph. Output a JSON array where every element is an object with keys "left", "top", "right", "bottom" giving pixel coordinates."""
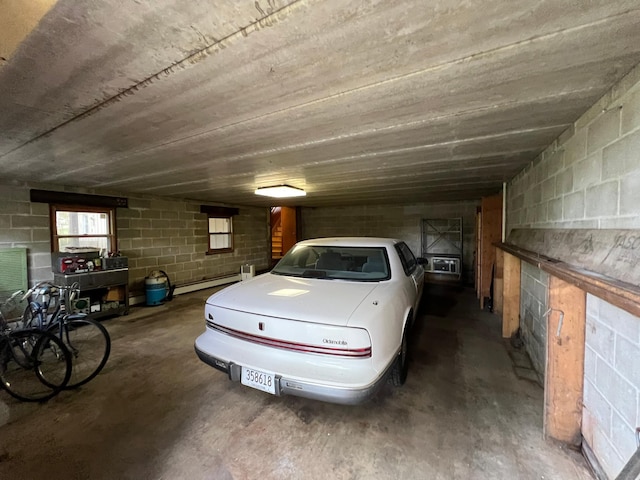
[{"left": 496, "top": 242, "right": 640, "bottom": 318}]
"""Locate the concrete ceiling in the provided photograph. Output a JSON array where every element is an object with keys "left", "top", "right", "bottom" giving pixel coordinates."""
[{"left": 1, "top": 1, "right": 640, "bottom": 207}]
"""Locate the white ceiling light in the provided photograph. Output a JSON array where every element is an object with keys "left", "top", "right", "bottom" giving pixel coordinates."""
[{"left": 254, "top": 185, "right": 306, "bottom": 198}]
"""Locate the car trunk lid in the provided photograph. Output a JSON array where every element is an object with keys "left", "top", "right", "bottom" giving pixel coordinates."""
[{"left": 206, "top": 273, "right": 378, "bottom": 326}]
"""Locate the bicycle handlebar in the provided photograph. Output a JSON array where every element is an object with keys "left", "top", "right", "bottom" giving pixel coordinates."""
[{"left": 20, "top": 281, "right": 56, "bottom": 302}]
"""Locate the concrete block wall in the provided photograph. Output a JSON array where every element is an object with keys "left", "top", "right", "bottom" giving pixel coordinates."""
[
  {"left": 117, "top": 196, "right": 269, "bottom": 296},
  {"left": 0, "top": 181, "right": 270, "bottom": 296},
  {"left": 507, "top": 66, "right": 640, "bottom": 233},
  {"left": 301, "top": 201, "right": 479, "bottom": 283},
  {"left": 584, "top": 295, "right": 640, "bottom": 479},
  {"left": 506, "top": 64, "right": 640, "bottom": 478},
  {"left": 519, "top": 262, "right": 548, "bottom": 378},
  {"left": 0, "top": 183, "right": 54, "bottom": 282}
]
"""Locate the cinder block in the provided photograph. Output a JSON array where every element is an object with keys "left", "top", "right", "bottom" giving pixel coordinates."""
[
  {"left": 30, "top": 203, "right": 49, "bottom": 216},
  {"left": 598, "top": 299, "right": 640, "bottom": 344},
  {"left": 535, "top": 203, "right": 547, "bottom": 224},
  {"left": 600, "top": 216, "right": 640, "bottom": 228},
  {"left": 563, "top": 128, "right": 588, "bottom": 167},
  {"left": 587, "top": 294, "right": 601, "bottom": 319},
  {"left": 621, "top": 86, "right": 640, "bottom": 134},
  {"left": 620, "top": 170, "right": 640, "bottom": 215},
  {"left": 574, "top": 152, "right": 603, "bottom": 191},
  {"left": 584, "top": 380, "right": 613, "bottom": 433},
  {"left": 541, "top": 177, "right": 555, "bottom": 201},
  {"left": 140, "top": 209, "right": 164, "bottom": 219},
  {"left": 591, "top": 421, "right": 625, "bottom": 479},
  {"left": 547, "top": 197, "right": 563, "bottom": 222},
  {"left": 152, "top": 238, "right": 171, "bottom": 247},
  {"left": 117, "top": 208, "right": 141, "bottom": 219},
  {"left": 586, "top": 317, "right": 615, "bottom": 364},
  {"left": 615, "top": 335, "right": 640, "bottom": 388},
  {"left": 162, "top": 210, "right": 180, "bottom": 220},
  {"left": 556, "top": 167, "right": 574, "bottom": 195},
  {"left": 11, "top": 215, "right": 48, "bottom": 229},
  {"left": 585, "top": 181, "right": 619, "bottom": 218},
  {"left": 602, "top": 130, "right": 640, "bottom": 179},
  {"left": 118, "top": 229, "right": 141, "bottom": 239},
  {"left": 127, "top": 198, "right": 152, "bottom": 210},
  {"left": 546, "top": 149, "right": 565, "bottom": 176},
  {"left": 587, "top": 107, "right": 621, "bottom": 154},
  {"left": 611, "top": 410, "right": 639, "bottom": 463},
  {"left": 137, "top": 257, "right": 158, "bottom": 268},
  {"left": 584, "top": 345, "right": 597, "bottom": 381},
  {"left": 595, "top": 356, "right": 637, "bottom": 427},
  {"left": 563, "top": 191, "right": 585, "bottom": 219}
]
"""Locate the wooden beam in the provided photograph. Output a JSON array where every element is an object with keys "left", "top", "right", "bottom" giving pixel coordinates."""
[
  {"left": 497, "top": 242, "right": 640, "bottom": 318},
  {"left": 502, "top": 252, "right": 521, "bottom": 338},
  {"left": 544, "top": 275, "right": 586, "bottom": 446},
  {"left": 494, "top": 248, "right": 504, "bottom": 315},
  {"left": 479, "top": 193, "right": 503, "bottom": 308}
]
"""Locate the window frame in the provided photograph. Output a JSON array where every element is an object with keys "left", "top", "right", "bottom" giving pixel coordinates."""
[
  {"left": 206, "top": 214, "right": 234, "bottom": 254},
  {"left": 50, "top": 204, "right": 116, "bottom": 253}
]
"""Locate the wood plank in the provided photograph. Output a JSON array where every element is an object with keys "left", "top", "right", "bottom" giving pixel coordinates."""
[
  {"left": 479, "top": 193, "right": 503, "bottom": 308},
  {"left": 475, "top": 209, "right": 481, "bottom": 297},
  {"left": 508, "top": 228, "right": 640, "bottom": 286},
  {"left": 281, "top": 206, "right": 297, "bottom": 255},
  {"left": 494, "top": 248, "right": 504, "bottom": 315},
  {"left": 502, "top": 252, "right": 521, "bottom": 338},
  {"left": 497, "top": 242, "right": 640, "bottom": 318},
  {"left": 544, "top": 276, "right": 586, "bottom": 446}
]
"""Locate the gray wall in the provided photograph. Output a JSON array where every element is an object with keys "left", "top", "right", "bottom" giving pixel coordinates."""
[
  {"left": 300, "top": 201, "right": 479, "bottom": 283},
  {"left": 519, "top": 262, "right": 548, "bottom": 379},
  {"left": 506, "top": 64, "right": 640, "bottom": 479},
  {"left": 0, "top": 182, "right": 270, "bottom": 297}
]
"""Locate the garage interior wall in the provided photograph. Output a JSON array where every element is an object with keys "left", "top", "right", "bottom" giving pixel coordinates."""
[
  {"left": 301, "top": 201, "right": 479, "bottom": 283},
  {"left": 0, "top": 182, "right": 271, "bottom": 296},
  {"left": 506, "top": 64, "right": 640, "bottom": 478}
]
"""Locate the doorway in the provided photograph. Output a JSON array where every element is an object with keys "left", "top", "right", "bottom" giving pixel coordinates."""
[{"left": 270, "top": 206, "right": 297, "bottom": 265}]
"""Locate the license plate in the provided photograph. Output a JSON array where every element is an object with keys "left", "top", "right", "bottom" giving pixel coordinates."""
[{"left": 241, "top": 367, "right": 276, "bottom": 395}]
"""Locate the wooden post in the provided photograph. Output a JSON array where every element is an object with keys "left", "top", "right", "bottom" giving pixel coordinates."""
[
  {"left": 544, "top": 275, "right": 587, "bottom": 446},
  {"left": 494, "top": 249, "right": 504, "bottom": 315},
  {"left": 502, "top": 251, "right": 521, "bottom": 338},
  {"left": 478, "top": 194, "right": 503, "bottom": 309}
]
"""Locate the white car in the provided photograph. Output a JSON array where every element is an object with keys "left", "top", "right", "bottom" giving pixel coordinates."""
[{"left": 194, "top": 237, "right": 425, "bottom": 404}]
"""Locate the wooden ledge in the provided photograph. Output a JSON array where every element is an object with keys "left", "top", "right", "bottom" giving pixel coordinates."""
[{"left": 496, "top": 242, "right": 640, "bottom": 318}]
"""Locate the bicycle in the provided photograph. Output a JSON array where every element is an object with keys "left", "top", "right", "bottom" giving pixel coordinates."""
[
  {"left": 22, "top": 282, "right": 111, "bottom": 389},
  {"left": 0, "top": 290, "right": 72, "bottom": 402}
]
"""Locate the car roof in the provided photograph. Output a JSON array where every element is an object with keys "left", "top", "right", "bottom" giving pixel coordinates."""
[{"left": 295, "top": 237, "right": 401, "bottom": 248}]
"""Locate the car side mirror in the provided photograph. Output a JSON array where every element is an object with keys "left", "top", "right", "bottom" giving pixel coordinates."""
[{"left": 417, "top": 257, "right": 428, "bottom": 266}]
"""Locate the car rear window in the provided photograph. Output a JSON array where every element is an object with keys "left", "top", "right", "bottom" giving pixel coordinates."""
[{"left": 271, "top": 245, "right": 390, "bottom": 281}]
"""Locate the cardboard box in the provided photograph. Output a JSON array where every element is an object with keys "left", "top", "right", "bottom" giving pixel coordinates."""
[{"left": 105, "top": 286, "right": 125, "bottom": 302}]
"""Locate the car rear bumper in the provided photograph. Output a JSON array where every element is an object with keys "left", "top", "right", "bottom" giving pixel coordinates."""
[{"left": 194, "top": 335, "right": 393, "bottom": 405}]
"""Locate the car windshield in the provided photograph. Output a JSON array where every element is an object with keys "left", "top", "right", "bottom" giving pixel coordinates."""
[{"left": 271, "top": 245, "right": 391, "bottom": 281}]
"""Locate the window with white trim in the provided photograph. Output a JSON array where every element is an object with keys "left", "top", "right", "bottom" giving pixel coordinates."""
[{"left": 207, "top": 215, "right": 233, "bottom": 253}]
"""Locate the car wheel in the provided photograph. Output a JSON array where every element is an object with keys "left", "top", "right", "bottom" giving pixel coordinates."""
[{"left": 390, "top": 323, "right": 409, "bottom": 387}]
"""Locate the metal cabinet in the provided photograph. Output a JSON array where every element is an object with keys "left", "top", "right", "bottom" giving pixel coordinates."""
[{"left": 53, "top": 268, "right": 129, "bottom": 319}]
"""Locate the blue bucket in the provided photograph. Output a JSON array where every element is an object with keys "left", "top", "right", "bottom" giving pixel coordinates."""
[{"left": 145, "top": 275, "right": 168, "bottom": 306}]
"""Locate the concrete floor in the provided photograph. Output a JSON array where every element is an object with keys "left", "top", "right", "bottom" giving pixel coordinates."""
[{"left": 0, "top": 284, "right": 592, "bottom": 480}]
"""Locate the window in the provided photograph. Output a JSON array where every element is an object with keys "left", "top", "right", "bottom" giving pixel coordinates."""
[
  {"left": 51, "top": 205, "right": 116, "bottom": 253},
  {"left": 207, "top": 215, "right": 233, "bottom": 253},
  {"left": 395, "top": 242, "right": 418, "bottom": 275},
  {"left": 201, "top": 205, "right": 238, "bottom": 254}
]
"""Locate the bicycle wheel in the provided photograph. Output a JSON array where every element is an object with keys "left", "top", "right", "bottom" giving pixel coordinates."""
[
  {"left": 0, "top": 329, "right": 72, "bottom": 402},
  {"left": 50, "top": 317, "right": 111, "bottom": 388}
]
